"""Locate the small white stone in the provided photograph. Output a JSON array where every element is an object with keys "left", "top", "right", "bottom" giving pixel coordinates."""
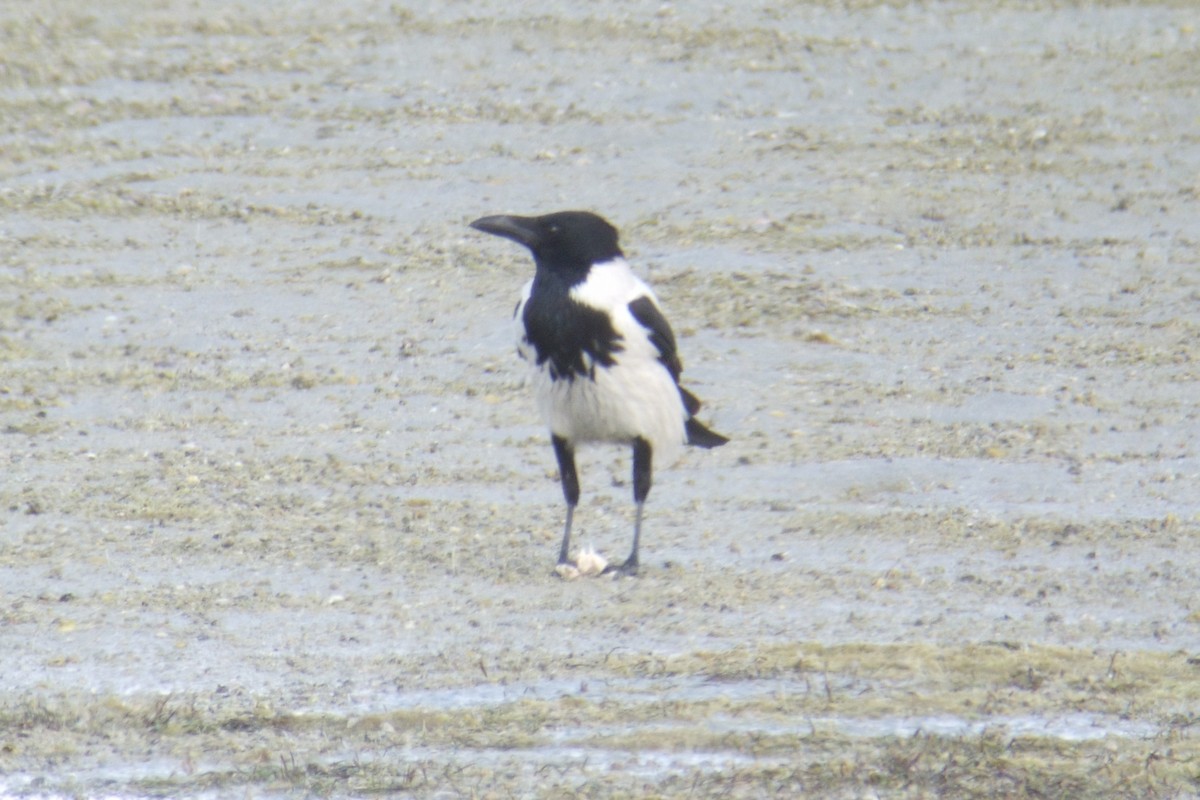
[{"left": 574, "top": 545, "right": 609, "bottom": 576}]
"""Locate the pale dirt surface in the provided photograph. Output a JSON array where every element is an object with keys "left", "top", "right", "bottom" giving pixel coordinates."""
[{"left": 2, "top": 1, "right": 1200, "bottom": 797}]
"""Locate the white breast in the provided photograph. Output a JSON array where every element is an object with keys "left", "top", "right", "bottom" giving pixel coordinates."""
[
  {"left": 514, "top": 259, "right": 688, "bottom": 464},
  {"left": 531, "top": 353, "right": 687, "bottom": 465}
]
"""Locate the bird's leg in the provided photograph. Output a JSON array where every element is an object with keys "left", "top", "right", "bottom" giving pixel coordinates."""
[
  {"left": 608, "top": 437, "right": 652, "bottom": 576},
  {"left": 552, "top": 435, "right": 580, "bottom": 566}
]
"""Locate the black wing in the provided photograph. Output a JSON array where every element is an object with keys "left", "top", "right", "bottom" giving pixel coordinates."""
[
  {"left": 628, "top": 295, "right": 682, "bottom": 382},
  {"left": 630, "top": 295, "right": 728, "bottom": 447},
  {"left": 629, "top": 295, "right": 708, "bottom": 417}
]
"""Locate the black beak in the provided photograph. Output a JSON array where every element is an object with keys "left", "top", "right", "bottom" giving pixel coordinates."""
[{"left": 470, "top": 214, "right": 540, "bottom": 248}]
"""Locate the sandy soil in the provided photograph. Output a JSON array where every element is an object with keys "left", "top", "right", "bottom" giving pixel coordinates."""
[{"left": 2, "top": 1, "right": 1199, "bottom": 797}]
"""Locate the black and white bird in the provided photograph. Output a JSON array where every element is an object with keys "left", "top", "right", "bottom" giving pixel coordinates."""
[{"left": 470, "top": 210, "right": 728, "bottom": 576}]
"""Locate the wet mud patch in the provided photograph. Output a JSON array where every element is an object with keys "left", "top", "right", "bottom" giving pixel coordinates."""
[{"left": 2, "top": 643, "right": 1197, "bottom": 797}]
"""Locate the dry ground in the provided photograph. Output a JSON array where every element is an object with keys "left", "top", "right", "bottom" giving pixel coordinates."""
[{"left": 2, "top": 1, "right": 1199, "bottom": 797}]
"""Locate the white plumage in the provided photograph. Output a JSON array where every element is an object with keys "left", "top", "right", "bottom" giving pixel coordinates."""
[
  {"left": 515, "top": 258, "right": 688, "bottom": 468},
  {"left": 470, "top": 210, "right": 727, "bottom": 575}
]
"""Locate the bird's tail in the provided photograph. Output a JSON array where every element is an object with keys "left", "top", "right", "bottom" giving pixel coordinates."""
[
  {"left": 679, "top": 386, "right": 729, "bottom": 448},
  {"left": 686, "top": 417, "right": 729, "bottom": 448}
]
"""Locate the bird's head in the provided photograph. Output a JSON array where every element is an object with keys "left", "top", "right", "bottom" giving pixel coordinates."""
[{"left": 470, "top": 211, "right": 622, "bottom": 275}]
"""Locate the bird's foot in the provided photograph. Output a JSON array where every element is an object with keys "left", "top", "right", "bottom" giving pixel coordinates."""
[
  {"left": 601, "top": 557, "right": 639, "bottom": 578},
  {"left": 553, "top": 562, "right": 581, "bottom": 580}
]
